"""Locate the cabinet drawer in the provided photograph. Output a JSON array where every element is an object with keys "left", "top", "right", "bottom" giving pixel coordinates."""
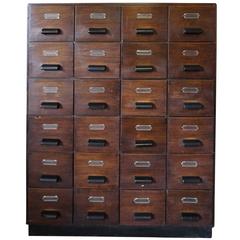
[
  {"left": 122, "top": 43, "right": 167, "bottom": 79},
  {"left": 168, "top": 117, "right": 214, "bottom": 154},
  {"left": 121, "top": 117, "right": 166, "bottom": 154},
  {"left": 120, "top": 154, "right": 166, "bottom": 189},
  {"left": 167, "top": 154, "right": 214, "bottom": 189},
  {"left": 29, "top": 42, "right": 73, "bottom": 78},
  {"left": 74, "top": 189, "right": 119, "bottom": 225},
  {"left": 75, "top": 79, "right": 120, "bottom": 116},
  {"left": 122, "top": 6, "right": 167, "bottom": 42},
  {"left": 169, "top": 5, "right": 216, "bottom": 42},
  {"left": 120, "top": 190, "right": 165, "bottom": 226},
  {"left": 169, "top": 43, "right": 216, "bottom": 79},
  {"left": 75, "top": 5, "right": 120, "bottom": 41},
  {"left": 75, "top": 117, "right": 119, "bottom": 153},
  {"left": 29, "top": 5, "right": 74, "bottom": 41},
  {"left": 28, "top": 188, "right": 72, "bottom": 225},
  {"left": 74, "top": 153, "right": 118, "bottom": 189},
  {"left": 28, "top": 79, "right": 73, "bottom": 116},
  {"left": 168, "top": 80, "right": 215, "bottom": 116},
  {"left": 75, "top": 43, "right": 120, "bottom": 78},
  {"left": 167, "top": 190, "right": 213, "bottom": 226},
  {"left": 122, "top": 80, "right": 166, "bottom": 116},
  {"left": 28, "top": 116, "right": 73, "bottom": 152},
  {"left": 28, "top": 152, "right": 72, "bottom": 188}
]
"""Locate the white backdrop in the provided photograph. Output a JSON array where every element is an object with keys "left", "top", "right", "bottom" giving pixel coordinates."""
[{"left": 0, "top": 0, "right": 239, "bottom": 239}]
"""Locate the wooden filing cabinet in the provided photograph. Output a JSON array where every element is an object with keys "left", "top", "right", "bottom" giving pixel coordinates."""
[{"left": 27, "top": 3, "right": 216, "bottom": 237}]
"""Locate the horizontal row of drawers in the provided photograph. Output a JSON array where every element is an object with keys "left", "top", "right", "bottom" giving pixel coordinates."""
[
  {"left": 28, "top": 188, "right": 213, "bottom": 226},
  {"left": 29, "top": 79, "right": 215, "bottom": 116},
  {"left": 29, "top": 5, "right": 216, "bottom": 42},
  {"left": 29, "top": 42, "right": 216, "bottom": 79},
  {"left": 28, "top": 116, "right": 214, "bottom": 154},
  {"left": 28, "top": 152, "right": 213, "bottom": 190}
]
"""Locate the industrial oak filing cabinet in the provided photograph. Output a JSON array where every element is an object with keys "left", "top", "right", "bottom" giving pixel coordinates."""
[{"left": 27, "top": 3, "right": 216, "bottom": 237}]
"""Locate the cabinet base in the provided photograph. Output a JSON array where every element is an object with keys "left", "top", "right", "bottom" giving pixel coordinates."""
[{"left": 28, "top": 225, "right": 212, "bottom": 238}]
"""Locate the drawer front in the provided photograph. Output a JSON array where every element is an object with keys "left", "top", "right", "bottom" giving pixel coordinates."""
[
  {"left": 28, "top": 188, "right": 72, "bottom": 225},
  {"left": 74, "top": 153, "right": 119, "bottom": 189},
  {"left": 121, "top": 117, "right": 166, "bottom": 153},
  {"left": 29, "top": 5, "right": 74, "bottom": 41},
  {"left": 168, "top": 117, "right": 214, "bottom": 154},
  {"left": 120, "top": 154, "right": 166, "bottom": 189},
  {"left": 75, "top": 5, "right": 120, "bottom": 41},
  {"left": 168, "top": 80, "right": 215, "bottom": 116},
  {"left": 75, "top": 79, "right": 120, "bottom": 116},
  {"left": 29, "top": 42, "right": 73, "bottom": 78},
  {"left": 75, "top": 43, "right": 120, "bottom": 78},
  {"left": 122, "top": 43, "right": 167, "bottom": 79},
  {"left": 169, "top": 43, "right": 216, "bottom": 79},
  {"left": 167, "top": 154, "right": 214, "bottom": 189},
  {"left": 28, "top": 152, "right": 72, "bottom": 188},
  {"left": 120, "top": 190, "right": 165, "bottom": 226},
  {"left": 122, "top": 6, "right": 168, "bottom": 42},
  {"left": 28, "top": 116, "right": 73, "bottom": 152},
  {"left": 122, "top": 80, "right": 166, "bottom": 116},
  {"left": 28, "top": 79, "right": 73, "bottom": 115},
  {"left": 74, "top": 189, "right": 119, "bottom": 225},
  {"left": 75, "top": 117, "right": 119, "bottom": 153},
  {"left": 167, "top": 190, "right": 213, "bottom": 226},
  {"left": 169, "top": 5, "right": 216, "bottom": 42}
]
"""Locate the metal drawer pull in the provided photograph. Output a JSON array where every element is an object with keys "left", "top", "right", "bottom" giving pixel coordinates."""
[
  {"left": 184, "top": 102, "right": 204, "bottom": 110},
  {"left": 136, "top": 28, "right": 155, "bottom": 35},
  {"left": 89, "top": 12, "right": 107, "bottom": 20},
  {"left": 89, "top": 124, "right": 105, "bottom": 131},
  {"left": 41, "top": 138, "right": 62, "bottom": 146},
  {"left": 135, "top": 125, "right": 152, "bottom": 131},
  {"left": 134, "top": 160, "right": 151, "bottom": 168},
  {"left": 88, "top": 28, "right": 108, "bottom": 34},
  {"left": 87, "top": 212, "right": 107, "bottom": 220},
  {"left": 183, "top": 28, "right": 203, "bottom": 35},
  {"left": 40, "top": 102, "right": 61, "bottom": 109},
  {"left": 44, "top": 13, "right": 60, "bottom": 20},
  {"left": 41, "top": 28, "right": 61, "bottom": 35},
  {"left": 42, "top": 159, "right": 58, "bottom": 166},
  {"left": 135, "top": 140, "right": 154, "bottom": 147},
  {"left": 135, "top": 87, "right": 152, "bottom": 94},
  {"left": 135, "top": 102, "right": 154, "bottom": 109},
  {"left": 135, "top": 66, "right": 154, "bottom": 72},
  {"left": 181, "top": 197, "right": 198, "bottom": 204},
  {"left": 181, "top": 160, "right": 198, "bottom": 168},
  {"left": 136, "top": 49, "right": 152, "bottom": 56},
  {"left": 183, "top": 12, "right": 200, "bottom": 19},
  {"left": 182, "top": 139, "right": 203, "bottom": 147},
  {"left": 183, "top": 65, "right": 204, "bottom": 72},
  {"left": 182, "top": 176, "right": 203, "bottom": 184},
  {"left": 181, "top": 124, "right": 199, "bottom": 131},
  {"left": 42, "top": 86, "right": 59, "bottom": 94},
  {"left": 42, "top": 123, "right": 58, "bottom": 130},
  {"left": 182, "top": 49, "right": 199, "bottom": 57},
  {"left": 40, "top": 175, "right": 61, "bottom": 183},
  {"left": 88, "top": 139, "right": 107, "bottom": 147},
  {"left": 88, "top": 196, "right": 105, "bottom": 203},
  {"left": 42, "top": 50, "right": 59, "bottom": 57},
  {"left": 89, "top": 86, "right": 105, "bottom": 93},
  {"left": 89, "top": 49, "right": 106, "bottom": 57},
  {"left": 181, "top": 87, "right": 199, "bottom": 94},
  {"left": 134, "top": 212, "right": 153, "bottom": 221},
  {"left": 181, "top": 212, "right": 201, "bottom": 222},
  {"left": 136, "top": 13, "right": 153, "bottom": 19},
  {"left": 88, "top": 102, "right": 108, "bottom": 110},
  {"left": 88, "top": 65, "right": 107, "bottom": 72},
  {"left": 41, "top": 64, "right": 61, "bottom": 71},
  {"left": 42, "top": 195, "right": 59, "bottom": 202},
  {"left": 88, "top": 160, "right": 104, "bottom": 167},
  {"left": 134, "top": 176, "right": 153, "bottom": 184},
  {"left": 133, "top": 197, "right": 150, "bottom": 205},
  {"left": 88, "top": 176, "right": 107, "bottom": 184},
  {"left": 41, "top": 210, "right": 60, "bottom": 219}
]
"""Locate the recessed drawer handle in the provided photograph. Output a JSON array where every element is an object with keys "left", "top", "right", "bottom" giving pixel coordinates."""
[
  {"left": 135, "top": 124, "right": 152, "bottom": 131},
  {"left": 184, "top": 102, "right": 204, "bottom": 110},
  {"left": 88, "top": 28, "right": 108, "bottom": 34},
  {"left": 181, "top": 87, "right": 199, "bottom": 94},
  {"left": 183, "top": 65, "right": 204, "bottom": 72},
  {"left": 42, "top": 195, "right": 59, "bottom": 202},
  {"left": 88, "top": 196, "right": 105, "bottom": 203},
  {"left": 134, "top": 160, "right": 151, "bottom": 168},
  {"left": 183, "top": 28, "right": 203, "bottom": 35},
  {"left": 40, "top": 175, "right": 61, "bottom": 183},
  {"left": 181, "top": 124, "right": 199, "bottom": 131},
  {"left": 135, "top": 140, "right": 154, "bottom": 147},
  {"left": 135, "top": 102, "right": 154, "bottom": 109},
  {"left": 135, "top": 66, "right": 154, "bottom": 72},
  {"left": 181, "top": 197, "right": 198, "bottom": 204},
  {"left": 181, "top": 212, "right": 202, "bottom": 222},
  {"left": 41, "top": 139, "right": 62, "bottom": 146},
  {"left": 136, "top": 28, "right": 155, "bottom": 35},
  {"left": 88, "top": 139, "right": 107, "bottom": 147},
  {"left": 133, "top": 197, "right": 151, "bottom": 205},
  {"left": 88, "top": 160, "right": 104, "bottom": 167},
  {"left": 182, "top": 139, "right": 203, "bottom": 147},
  {"left": 182, "top": 176, "right": 203, "bottom": 184},
  {"left": 41, "top": 28, "right": 61, "bottom": 35},
  {"left": 134, "top": 212, "right": 153, "bottom": 221},
  {"left": 41, "top": 210, "right": 60, "bottom": 219},
  {"left": 88, "top": 176, "right": 107, "bottom": 184},
  {"left": 86, "top": 212, "right": 107, "bottom": 220},
  {"left": 40, "top": 102, "right": 61, "bottom": 109},
  {"left": 42, "top": 159, "right": 58, "bottom": 166},
  {"left": 134, "top": 176, "right": 153, "bottom": 184},
  {"left": 181, "top": 160, "right": 198, "bottom": 168},
  {"left": 183, "top": 12, "right": 200, "bottom": 19},
  {"left": 88, "top": 102, "right": 108, "bottom": 110},
  {"left": 182, "top": 49, "right": 199, "bottom": 57},
  {"left": 88, "top": 65, "right": 107, "bottom": 72},
  {"left": 41, "top": 64, "right": 62, "bottom": 71}
]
